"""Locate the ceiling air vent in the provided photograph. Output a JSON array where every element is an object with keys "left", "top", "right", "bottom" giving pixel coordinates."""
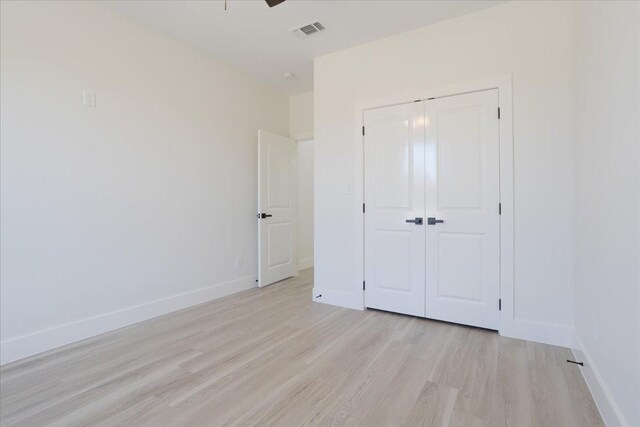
[{"left": 291, "top": 21, "right": 326, "bottom": 38}]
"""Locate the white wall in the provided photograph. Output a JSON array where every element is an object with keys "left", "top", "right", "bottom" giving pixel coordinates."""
[
  {"left": 572, "top": 2, "right": 640, "bottom": 426},
  {"left": 297, "top": 140, "right": 314, "bottom": 270},
  {"left": 289, "top": 91, "right": 314, "bottom": 140},
  {"left": 289, "top": 92, "right": 314, "bottom": 269},
  {"left": 314, "top": 1, "right": 575, "bottom": 345},
  {"left": 0, "top": 1, "right": 288, "bottom": 364}
]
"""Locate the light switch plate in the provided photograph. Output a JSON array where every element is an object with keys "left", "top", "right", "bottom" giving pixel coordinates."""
[{"left": 83, "top": 90, "right": 96, "bottom": 107}]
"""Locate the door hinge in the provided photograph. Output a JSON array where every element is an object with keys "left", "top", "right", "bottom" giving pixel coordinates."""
[
  {"left": 498, "top": 107, "right": 501, "bottom": 119},
  {"left": 499, "top": 299, "right": 502, "bottom": 311},
  {"left": 499, "top": 203, "right": 502, "bottom": 215},
  {"left": 363, "top": 203, "right": 366, "bottom": 213},
  {"left": 362, "top": 126, "right": 365, "bottom": 136},
  {"left": 363, "top": 281, "right": 366, "bottom": 290}
]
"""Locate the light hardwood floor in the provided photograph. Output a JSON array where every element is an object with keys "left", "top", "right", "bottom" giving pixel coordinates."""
[{"left": 1, "top": 269, "right": 603, "bottom": 426}]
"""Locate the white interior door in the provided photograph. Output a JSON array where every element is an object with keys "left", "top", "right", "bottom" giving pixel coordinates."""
[
  {"left": 364, "top": 102, "right": 426, "bottom": 317},
  {"left": 424, "top": 89, "right": 500, "bottom": 329},
  {"left": 258, "top": 130, "right": 297, "bottom": 287}
]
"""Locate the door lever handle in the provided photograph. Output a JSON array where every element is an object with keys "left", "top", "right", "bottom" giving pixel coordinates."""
[
  {"left": 405, "top": 217, "right": 423, "bottom": 225},
  {"left": 427, "top": 217, "right": 444, "bottom": 225},
  {"left": 258, "top": 213, "right": 273, "bottom": 219}
]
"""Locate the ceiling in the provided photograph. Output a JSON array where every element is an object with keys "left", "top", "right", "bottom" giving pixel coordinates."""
[{"left": 106, "top": 0, "right": 504, "bottom": 95}]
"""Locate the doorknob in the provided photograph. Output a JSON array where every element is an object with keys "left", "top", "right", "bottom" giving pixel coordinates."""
[
  {"left": 258, "top": 213, "right": 273, "bottom": 219},
  {"left": 405, "top": 217, "right": 423, "bottom": 225},
  {"left": 427, "top": 217, "right": 444, "bottom": 225}
]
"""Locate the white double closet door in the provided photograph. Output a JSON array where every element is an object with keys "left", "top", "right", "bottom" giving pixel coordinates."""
[{"left": 364, "top": 89, "right": 500, "bottom": 330}]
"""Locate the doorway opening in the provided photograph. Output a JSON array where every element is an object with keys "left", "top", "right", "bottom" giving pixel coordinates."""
[
  {"left": 257, "top": 130, "right": 314, "bottom": 287},
  {"left": 354, "top": 76, "right": 514, "bottom": 335}
]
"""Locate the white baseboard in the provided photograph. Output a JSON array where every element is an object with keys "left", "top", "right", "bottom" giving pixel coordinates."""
[
  {"left": 0, "top": 275, "right": 257, "bottom": 365},
  {"left": 572, "top": 334, "right": 628, "bottom": 427},
  {"left": 312, "top": 287, "right": 364, "bottom": 311},
  {"left": 500, "top": 318, "right": 574, "bottom": 347},
  {"left": 291, "top": 131, "right": 313, "bottom": 141},
  {"left": 298, "top": 256, "right": 314, "bottom": 270}
]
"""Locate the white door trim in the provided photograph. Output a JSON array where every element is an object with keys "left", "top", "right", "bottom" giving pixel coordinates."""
[{"left": 354, "top": 75, "right": 514, "bottom": 337}]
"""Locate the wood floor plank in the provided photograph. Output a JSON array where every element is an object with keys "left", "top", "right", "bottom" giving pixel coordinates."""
[
  {"left": 487, "top": 337, "right": 534, "bottom": 427},
  {"left": 401, "top": 381, "right": 458, "bottom": 427},
  {"left": 0, "top": 269, "right": 604, "bottom": 426}
]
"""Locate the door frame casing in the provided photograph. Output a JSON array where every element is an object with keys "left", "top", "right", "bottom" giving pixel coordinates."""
[{"left": 354, "top": 75, "right": 514, "bottom": 337}]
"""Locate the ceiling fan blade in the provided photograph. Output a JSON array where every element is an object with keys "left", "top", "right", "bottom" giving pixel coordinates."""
[{"left": 265, "top": 0, "right": 286, "bottom": 7}]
